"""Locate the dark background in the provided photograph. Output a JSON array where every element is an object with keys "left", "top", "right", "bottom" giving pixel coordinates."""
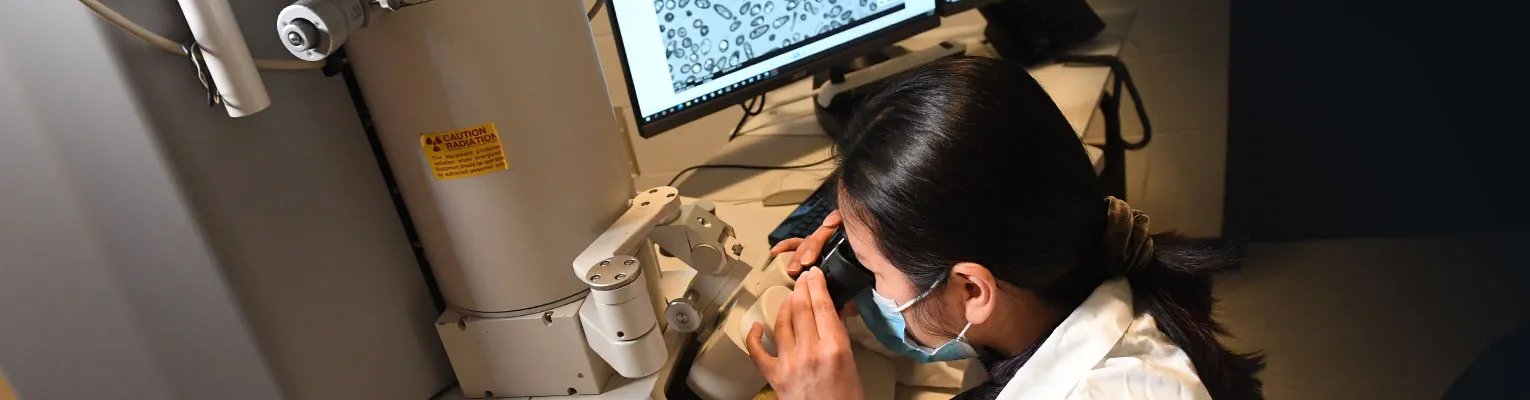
[{"left": 1225, "top": 0, "right": 1530, "bottom": 241}]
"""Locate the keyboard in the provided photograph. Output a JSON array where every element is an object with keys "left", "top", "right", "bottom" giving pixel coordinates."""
[{"left": 768, "top": 182, "right": 838, "bottom": 247}]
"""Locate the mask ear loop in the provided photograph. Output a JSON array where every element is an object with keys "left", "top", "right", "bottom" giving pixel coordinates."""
[
  {"left": 954, "top": 322, "right": 973, "bottom": 342},
  {"left": 892, "top": 275, "right": 949, "bottom": 312},
  {"left": 915, "top": 305, "right": 976, "bottom": 354},
  {"left": 904, "top": 274, "right": 975, "bottom": 350}
]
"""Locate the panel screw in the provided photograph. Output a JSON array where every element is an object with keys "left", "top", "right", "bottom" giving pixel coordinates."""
[
  {"left": 589, "top": 274, "right": 601, "bottom": 281},
  {"left": 624, "top": 259, "right": 636, "bottom": 265},
  {"left": 615, "top": 273, "right": 626, "bottom": 281}
]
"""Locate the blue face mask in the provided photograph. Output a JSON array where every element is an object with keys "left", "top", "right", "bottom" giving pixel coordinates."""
[{"left": 854, "top": 279, "right": 978, "bottom": 363}]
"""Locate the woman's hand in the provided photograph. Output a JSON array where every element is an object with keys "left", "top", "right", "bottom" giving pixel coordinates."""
[
  {"left": 746, "top": 267, "right": 864, "bottom": 400},
  {"left": 769, "top": 210, "right": 858, "bottom": 318},
  {"left": 769, "top": 210, "right": 842, "bottom": 279}
]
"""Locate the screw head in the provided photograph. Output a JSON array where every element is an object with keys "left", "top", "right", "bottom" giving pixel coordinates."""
[
  {"left": 589, "top": 274, "right": 602, "bottom": 281},
  {"left": 666, "top": 298, "right": 702, "bottom": 332},
  {"left": 600, "top": 260, "right": 611, "bottom": 266},
  {"left": 614, "top": 273, "right": 627, "bottom": 281},
  {"left": 624, "top": 259, "right": 636, "bottom": 266},
  {"left": 286, "top": 31, "right": 304, "bottom": 47}
]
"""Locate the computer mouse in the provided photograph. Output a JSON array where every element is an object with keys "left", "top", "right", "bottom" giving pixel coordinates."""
[{"left": 761, "top": 172, "right": 824, "bottom": 206}]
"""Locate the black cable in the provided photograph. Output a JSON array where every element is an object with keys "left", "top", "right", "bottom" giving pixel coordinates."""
[
  {"left": 728, "top": 94, "right": 768, "bottom": 141},
  {"left": 587, "top": 0, "right": 605, "bottom": 20},
  {"left": 667, "top": 155, "right": 837, "bottom": 187},
  {"left": 1056, "top": 54, "right": 1152, "bottom": 150}
]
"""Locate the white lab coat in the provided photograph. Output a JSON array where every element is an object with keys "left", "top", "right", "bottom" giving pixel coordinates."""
[{"left": 998, "top": 278, "right": 1212, "bottom": 400}]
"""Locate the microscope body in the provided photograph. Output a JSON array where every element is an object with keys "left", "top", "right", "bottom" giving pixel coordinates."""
[{"left": 270, "top": 0, "right": 854, "bottom": 397}]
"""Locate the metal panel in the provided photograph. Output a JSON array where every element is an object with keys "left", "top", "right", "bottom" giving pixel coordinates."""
[
  {"left": 345, "top": 0, "right": 637, "bottom": 315},
  {"left": 436, "top": 300, "right": 614, "bottom": 398}
]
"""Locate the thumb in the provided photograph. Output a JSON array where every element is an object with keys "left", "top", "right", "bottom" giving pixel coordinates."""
[{"left": 746, "top": 322, "right": 778, "bottom": 375}]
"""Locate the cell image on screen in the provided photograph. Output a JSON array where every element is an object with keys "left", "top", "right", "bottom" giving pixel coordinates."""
[{"left": 653, "top": 0, "right": 905, "bottom": 93}]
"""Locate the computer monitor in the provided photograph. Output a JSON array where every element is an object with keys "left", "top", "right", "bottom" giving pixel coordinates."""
[
  {"left": 936, "top": 0, "right": 1000, "bottom": 16},
  {"left": 608, "top": 0, "right": 939, "bottom": 137}
]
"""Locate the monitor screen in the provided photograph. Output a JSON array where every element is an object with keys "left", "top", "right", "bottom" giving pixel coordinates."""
[{"left": 609, "top": 0, "right": 937, "bottom": 136}]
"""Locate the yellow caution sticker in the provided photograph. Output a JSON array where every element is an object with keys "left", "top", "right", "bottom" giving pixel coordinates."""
[{"left": 421, "top": 122, "right": 509, "bottom": 180}]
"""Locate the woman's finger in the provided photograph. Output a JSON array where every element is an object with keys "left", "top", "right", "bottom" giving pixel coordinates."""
[
  {"left": 773, "top": 293, "right": 797, "bottom": 356},
  {"left": 771, "top": 238, "right": 804, "bottom": 257},
  {"left": 786, "top": 259, "right": 804, "bottom": 278},
  {"left": 822, "top": 210, "right": 843, "bottom": 228},
  {"left": 790, "top": 273, "right": 820, "bottom": 346},
  {"left": 745, "top": 322, "right": 779, "bottom": 375},
  {"left": 805, "top": 268, "right": 849, "bottom": 344},
  {"left": 796, "top": 225, "right": 837, "bottom": 266},
  {"left": 792, "top": 210, "right": 841, "bottom": 266}
]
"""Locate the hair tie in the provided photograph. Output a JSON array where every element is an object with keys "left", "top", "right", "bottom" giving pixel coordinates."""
[{"left": 1102, "top": 196, "right": 1154, "bottom": 276}]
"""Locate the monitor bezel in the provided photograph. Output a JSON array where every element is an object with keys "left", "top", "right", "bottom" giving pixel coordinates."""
[
  {"left": 935, "top": 0, "right": 1001, "bottom": 16},
  {"left": 606, "top": 1, "right": 940, "bottom": 138}
]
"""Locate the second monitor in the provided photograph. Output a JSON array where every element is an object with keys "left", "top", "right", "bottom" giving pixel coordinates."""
[{"left": 608, "top": 0, "right": 939, "bottom": 137}]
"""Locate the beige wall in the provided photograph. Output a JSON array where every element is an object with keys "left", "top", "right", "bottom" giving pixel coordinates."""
[
  {"left": 1085, "top": 0, "right": 1231, "bottom": 238},
  {"left": 1, "top": 1, "right": 450, "bottom": 398}
]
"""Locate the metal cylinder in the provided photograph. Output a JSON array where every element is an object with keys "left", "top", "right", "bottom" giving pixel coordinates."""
[
  {"left": 276, "top": 0, "right": 367, "bottom": 61},
  {"left": 177, "top": 0, "right": 270, "bottom": 116},
  {"left": 344, "top": 0, "right": 634, "bottom": 315},
  {"left": 588, "top": 268, "right": 658, "bottom": 342}
]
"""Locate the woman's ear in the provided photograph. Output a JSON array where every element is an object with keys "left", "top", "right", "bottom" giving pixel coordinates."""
[{"left": 951, "top": 262, "right": 998, "bottom": 325}]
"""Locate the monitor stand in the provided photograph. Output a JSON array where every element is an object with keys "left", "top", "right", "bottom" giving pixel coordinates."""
[
  {"left": 813, "top": 45, "right": 912, "bottom": 86},
  {"left": 812, "top": 41, "right": 967, "bottom": 141}
]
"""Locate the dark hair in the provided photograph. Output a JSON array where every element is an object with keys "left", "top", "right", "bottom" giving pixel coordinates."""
[{"left": 832, "top": 57, "right": 1264, "bottom": 399}]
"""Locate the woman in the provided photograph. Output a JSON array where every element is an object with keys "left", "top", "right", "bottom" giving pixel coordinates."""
[{"left": 746, "top": 57, "right": 1264, "bottom": 399}]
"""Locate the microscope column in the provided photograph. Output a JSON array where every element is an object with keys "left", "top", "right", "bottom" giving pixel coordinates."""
[{"left": 343, "top": 0, "right": 638, "bottom": 397}]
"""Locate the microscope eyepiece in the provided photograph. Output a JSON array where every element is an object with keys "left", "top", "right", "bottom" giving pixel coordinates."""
[{"left": 815, "top": 229, "right": 875, "bottom": 309}]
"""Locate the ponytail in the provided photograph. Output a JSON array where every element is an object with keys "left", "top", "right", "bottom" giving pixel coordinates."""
[{"left": 1104, "top": 197, "right": 1266, "bottom": 399}]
